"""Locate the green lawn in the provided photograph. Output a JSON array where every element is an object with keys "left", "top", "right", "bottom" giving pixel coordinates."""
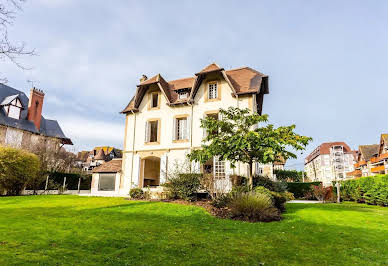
[{"left": 0, "top": 196, "right": 387, "bottom": 265}]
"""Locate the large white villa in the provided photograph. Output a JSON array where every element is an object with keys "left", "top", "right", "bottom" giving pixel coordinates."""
[{"left": 91, "top": 63, "right": 271, "bottom": 196}]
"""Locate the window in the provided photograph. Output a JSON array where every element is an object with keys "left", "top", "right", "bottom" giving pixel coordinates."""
[
  {"left": 98, "top": 173, "right": 116, "bottom": 191},
  {"left": 208, "top": 82, "right": 218, "bottom": 99},
  {"left": 145, "top": 120, "right": 159, "bottom": 143},
  {"left": 178, "top": 91, "right": 188, "bottom": 100},
  {"left": 214, "top": 156, "right": 225, "bottom": 179},
  {"left": 255, "top": 163, "right": 263, "bottom": 175},
  {"left": 174, "top": 117, "right": 188, "bottom": 140},
  {"left": 150, "top": 92, "right": 159, "bottom": 108}
]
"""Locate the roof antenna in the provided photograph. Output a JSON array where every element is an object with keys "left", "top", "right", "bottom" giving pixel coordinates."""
[{"left": 27, "top": 79, "right": 35, "bottom": 88}]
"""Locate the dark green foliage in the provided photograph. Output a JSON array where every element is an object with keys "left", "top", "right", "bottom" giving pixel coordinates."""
[
  {"left": 211, "top": 193, "right": 232, "bottom": 208},
  {"left": 274, "top": 169, "right": 306, "bottom": 182},
  {"left": 252, "top": 175, "right": 287, "bottom": 192},
  {"left": 340, "top": 175, "right": 388, "bottom": 206},
  {"left": 0, "top": 146, "right": 40, "bottom": 195},
  {"left": 25, "top": 172, "right": 91, "bottom": 190},
  {"left": 163, "top": 173, "right": 202, "bottom": 201},
  {"left": 286, "top": 182, "right": 321, "bottom": 199},
  {"left": 187, "top": 107, "right": 312, "bottom": 186},
  {"left": 129, "top": 188, "right": 144, "bottom": 199}
]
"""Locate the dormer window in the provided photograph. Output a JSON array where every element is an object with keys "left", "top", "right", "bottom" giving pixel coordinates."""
[
  {"left": 149, "top": 92, "right": 160, "bottom": 109},
  {"left": 1, "top": 94, "right": 23, "bottom": 120},
  {"left": 206, "top": 81, "right": 220, "bottom": 101},
  {"left": 178, "top": 88, "right": 190, "bottom": 100}
]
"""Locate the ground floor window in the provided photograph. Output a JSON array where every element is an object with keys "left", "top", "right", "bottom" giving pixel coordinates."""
[
  {"left": 98, "top": 173, "right": 116, "bottom": 191},
  {"left": 214, "top": 157, "right": 225, "bottom": 179}
]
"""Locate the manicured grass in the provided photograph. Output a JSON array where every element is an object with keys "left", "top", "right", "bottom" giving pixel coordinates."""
[{"left": 0, "top": 196, "right": 387, "bottom": 265}]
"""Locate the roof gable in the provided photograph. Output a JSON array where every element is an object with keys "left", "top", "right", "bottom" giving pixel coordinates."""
[
  {"left": 359, "top": 144, "right": 379, "bottom": 161},
  {"left": 122, "top": 63, "right": 268, "bottom": 113},
  {"left": 0, "top": 83, "right": 72, "bottom": 144}
]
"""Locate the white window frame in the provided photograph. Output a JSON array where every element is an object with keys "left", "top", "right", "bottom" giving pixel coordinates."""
[
  {"left": 175, "top": 117, "right": 188, "bottom": 140},
  {"left": 213, "top": 156, "right": 225, "bottom": 179},
  {"left": 208, "top": 82, "right": 218, "bottom": 99},
  {"left": 178, "top": 91, "right": 188, "bottom": 100},
  {"left": 145, "top": 120, "right": 159, "bottom": 143}
]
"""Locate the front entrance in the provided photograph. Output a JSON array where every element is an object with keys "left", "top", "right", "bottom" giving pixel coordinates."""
[{"left": 140, "top": 156, "right": 161, "bottom": 187}]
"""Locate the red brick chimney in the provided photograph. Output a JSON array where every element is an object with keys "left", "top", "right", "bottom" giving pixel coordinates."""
[{"left": 27, "top": 87, "right": 45, "bottom": 130}]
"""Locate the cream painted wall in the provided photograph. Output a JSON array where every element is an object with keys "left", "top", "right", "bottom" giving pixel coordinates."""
[{"left": 121, "top": 72, "right": 256, "bottom": 191}]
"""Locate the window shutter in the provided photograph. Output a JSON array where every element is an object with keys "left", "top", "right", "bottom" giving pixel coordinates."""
[
  {"left": 145, "top": 121, "right": 149, "bottom": 142},
  {"left": 186, "top": 116, "right": 190, "bottom": 140},
  {"left": 160, "top": 154, "right": 167, "bottom": 184},
  {"left": 172, "top": 118, "right": 177, "bottom": 140}
]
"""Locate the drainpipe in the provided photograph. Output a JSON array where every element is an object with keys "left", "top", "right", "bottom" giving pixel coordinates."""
[
  {"left": 130, "top": 110, "right": 137, "bottom": 188},
  {"left": 188, "top": 100, "right": 194, "bottom": 173},
  {"left": 236, "top": 94, "right": 240, "bottom": 175}
]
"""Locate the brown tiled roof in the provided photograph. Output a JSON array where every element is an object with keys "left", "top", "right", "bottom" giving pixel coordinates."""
[
  {"left": 196, "top": 63, "right": 223, "bottom": 74},
  {"left": 305, "top": 142, "right": 354, "bottom": 164},
  {"left": 76, "top": 151, "right": 89, "bottom": 162},
  {"left": 94, "top": 149, "right": 106, "bottom": 160},
  {"left": 359, "top": 144, "right": 379, "bottom": 161},
  {"left": 93, "top": 159, "right": 122, "bottom": 173},
  {"left": 122, "top": 63, "right": 268, "bottom": 113}
]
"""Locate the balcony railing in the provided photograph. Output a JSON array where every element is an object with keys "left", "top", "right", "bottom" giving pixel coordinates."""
[
  {"left": 346, "top": 170, "right": 362, "bottom": 177},
  {"left": 370, "top": 153, "right": 388, "bottom": 164},
  {"left": 371, "top": 165, "right": 385, "bottom": 173}
]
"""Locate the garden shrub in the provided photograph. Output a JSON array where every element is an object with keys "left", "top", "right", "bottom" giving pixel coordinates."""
[
  {"left": 273, "top": 169, "right": 305, "bottom": 182},
  {"left": 286, "top": 182, "right": 321, "bottom": 199},
  {"left": 313, "top": 184, "right": 334, "bottom": 202},
  {"left": 163, "top": 173, "right": 201, "bottom": 201},
  {"left": 252, "top": 175, "right": 287, "bottom": 192},
  {"left": 129, "top": 188, "right": 144, "bottom": 199},
  {"left": 340, "top": 175, "right": 388, "bottom": 206},
  {"left": 0, "top": 146, "right": 40, "bottom": 195},
  {"left": 228, "top": 191, "right": 281, "bottom": 222},
  {"left": 211, "top": 193, "right": 232, "bottom": 208}
]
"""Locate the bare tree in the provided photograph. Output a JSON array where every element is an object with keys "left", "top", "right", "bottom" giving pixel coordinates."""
[{"left": 0, "top": 0, "right": 35, "bottom": 82}]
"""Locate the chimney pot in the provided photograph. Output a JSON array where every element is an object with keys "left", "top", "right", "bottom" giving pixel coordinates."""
[
  {"left": 27, "top": 87, "right": 45, "bottom": 130},
  {"left": 140, "top": 74, "right": 148, "bottom": 83}
]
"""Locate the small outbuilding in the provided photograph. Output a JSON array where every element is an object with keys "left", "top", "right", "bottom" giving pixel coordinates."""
[{"left": 91, "top": 158, "right": 123, "bottom": 196}]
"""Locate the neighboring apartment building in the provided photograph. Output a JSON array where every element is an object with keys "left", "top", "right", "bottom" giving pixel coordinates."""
[
  {"left": 0, "top": 84, "right": 72, "bottom": 150},
  {"left": 76, "top": 146, "right": 122, "bottom": 171},
  {"left": 348, "top": 134, "right": 388, "bottom": 177},
  {"left": 304, "top": 142, "right": 356, "bottom": 186},
  {"left": 91, "top": 63, "right": 269, "bottom": 195}
]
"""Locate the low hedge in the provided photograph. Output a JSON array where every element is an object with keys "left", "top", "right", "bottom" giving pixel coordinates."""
[
  {"left": 340, "top": 175, "right": 388, "bottom": 206},
  {"left": 25, "top": 172, "right": 92, "bottom": 190},
  {"left": 286, "top": 182, "right": 321, "bottom": 199}
]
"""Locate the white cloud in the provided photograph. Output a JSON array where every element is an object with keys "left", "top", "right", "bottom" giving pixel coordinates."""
[{"left": 59, "top": 116, "right": 124, "bottom": 151}]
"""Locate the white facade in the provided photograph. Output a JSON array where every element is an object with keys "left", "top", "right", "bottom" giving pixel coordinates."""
[
  {"left": 109, "top": 67, "right": 267, "bottom": 196},
  {"left": 305, "top": 144, "right": 356, "bottom": 186}
]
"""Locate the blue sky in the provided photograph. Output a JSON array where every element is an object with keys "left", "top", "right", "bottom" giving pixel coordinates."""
[{"left": 2, "top": 0, "right": 387, "bottom": 169}]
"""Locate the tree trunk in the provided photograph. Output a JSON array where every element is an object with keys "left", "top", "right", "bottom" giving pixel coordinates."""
[
  {"left": 336, "top": 181, "right": 341, "bottom": 203},
  {"left": 248, "top": 162, "right": 253, "bottom": 188}
]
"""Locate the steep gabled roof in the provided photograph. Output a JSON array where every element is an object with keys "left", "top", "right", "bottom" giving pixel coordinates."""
[
  {"left": 94, "top": 148, "right": 106, "bottom": 160},
  {"left": 359, "top": 144, "right": 379, "bottom": 161},
  {"left": 0, "top": 83, "right": 72, "bottom": 144},
  {"left": 121, "top": 63, "right": 268, "bottom": 113},
  {"left": 196, "top": 63, "right": 223, "bottom": 75},
  {"left": 0, "top": 94, "right": 21, "bottom": 107}
]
